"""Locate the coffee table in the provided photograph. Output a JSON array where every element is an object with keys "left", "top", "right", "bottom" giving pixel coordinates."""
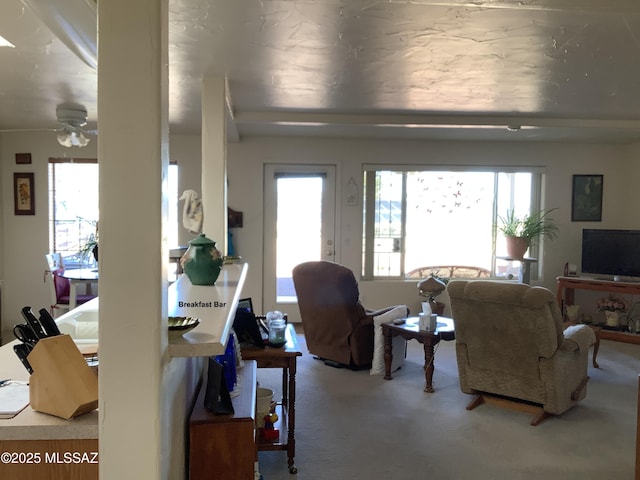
[{"left": 381, "top": 316, "right": 455, "bottom": 393}]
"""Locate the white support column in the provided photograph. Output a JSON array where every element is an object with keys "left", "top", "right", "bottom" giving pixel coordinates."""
[
  {"left": 201, "top": 76, "right": 228, "bottom": 254},
  {"left": 98, "top": 1, "right": 169, "bottom": 479}
]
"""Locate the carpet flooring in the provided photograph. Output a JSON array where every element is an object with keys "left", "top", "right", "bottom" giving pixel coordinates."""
[{"left": 256, "top": 333, "right": 640, "bottom": 480}]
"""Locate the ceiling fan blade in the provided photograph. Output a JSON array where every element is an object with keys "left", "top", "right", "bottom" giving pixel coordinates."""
[{"left": 0, "top": 128, "right": 57, "bottom": 133}]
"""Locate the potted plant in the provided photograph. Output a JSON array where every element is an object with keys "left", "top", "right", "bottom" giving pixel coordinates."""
[
  {"left": 597, "top": 294, "right": 628, "bottom": 328},
  {"left": 79, "top": 221, "right": 99, "bottom": 263},
  {"left": 498, "top": 208, "right": 559, "bottom": 259},
  {"left": 79, "top": 233, "right": 98, "bottom": 263}
]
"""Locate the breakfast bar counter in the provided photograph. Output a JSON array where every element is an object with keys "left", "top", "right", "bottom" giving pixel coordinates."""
[{"left": 0, "top": 263, "right": 249, "bottom": 479}]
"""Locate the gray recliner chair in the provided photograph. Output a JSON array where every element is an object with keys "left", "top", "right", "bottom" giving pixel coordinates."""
[{"left": 447, "top": 280, "right": 596, "bottom": 425}]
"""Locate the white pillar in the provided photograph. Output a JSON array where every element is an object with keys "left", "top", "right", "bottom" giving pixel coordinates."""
[
  {"left": 97, "top": 1, "right": 168, "bottom": 479},
  {"left": 201, "top": 76, "right": 227, "bottom": 254}
]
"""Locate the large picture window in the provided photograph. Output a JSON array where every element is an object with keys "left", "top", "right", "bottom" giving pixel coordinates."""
[{"left": 362, "top": 166, "right": 544, "bottom": 280}]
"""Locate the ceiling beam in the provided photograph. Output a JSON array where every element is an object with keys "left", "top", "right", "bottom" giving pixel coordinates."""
[{"left": 234, "top": 111, "right": 640, "bottom": 131}]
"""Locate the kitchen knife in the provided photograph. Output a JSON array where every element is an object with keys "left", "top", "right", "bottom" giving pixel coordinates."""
[
  {"left": 38, "top": 308, "right": 62, "bottom": 337},
  {"left": 13, "top": 343, "right": 33, "bottom": 374},
  {"left": 20, "top": 306, "right": 48, "bottom": 340}
]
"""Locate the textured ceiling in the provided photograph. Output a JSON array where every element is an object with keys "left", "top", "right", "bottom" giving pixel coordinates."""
[{"left": 1, "top": 0, "right": 640, "bottom": 142}]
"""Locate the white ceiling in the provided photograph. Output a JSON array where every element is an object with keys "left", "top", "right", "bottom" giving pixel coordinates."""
[{"left": 2, "top": 0, "right": 640, "bottom": 143}]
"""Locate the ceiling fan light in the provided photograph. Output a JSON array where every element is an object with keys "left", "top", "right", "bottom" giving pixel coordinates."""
[
  {"left": 75, "top": 131, "right": 90, "bottom": 147},
  {"left": 57, "top": 129, "right": 90, "bottom": 147},
  {"left": 57, "top": 131, "right": 73, "bottom": 147}
]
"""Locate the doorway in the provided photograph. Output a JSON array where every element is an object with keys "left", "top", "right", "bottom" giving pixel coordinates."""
[{"left": 263, "top": 164, "right": 336, "bottom": 321}]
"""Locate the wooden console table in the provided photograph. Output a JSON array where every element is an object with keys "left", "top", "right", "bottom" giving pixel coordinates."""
[
  {"left": 241, "top": 324, "right": 301, "bottom": 474},
  {"left": 189, "top": 361, "right": 258, "bottom": 480},
  {"left": 556, "top": 276, "right": 640, "bottom": 346}
]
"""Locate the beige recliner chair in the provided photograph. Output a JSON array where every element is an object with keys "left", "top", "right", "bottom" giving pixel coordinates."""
[{"left": 447, "top": 280, "right": 595, "bottom": 425}]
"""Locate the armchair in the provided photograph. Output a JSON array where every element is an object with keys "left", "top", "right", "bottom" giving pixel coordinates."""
[
  {"left": 447, "top": 280, "right": 595, "bottom": 425},
  {"left": 292, "top": 261, "right": 404, "bottom": 368}
]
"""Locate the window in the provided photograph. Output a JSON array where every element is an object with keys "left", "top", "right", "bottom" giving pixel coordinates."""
[
  {"left": 49, "top": 159, "right": 178, "bottom": 268},
  {"left": 362, "top": 166, "right": 544, "bottom": 280}
]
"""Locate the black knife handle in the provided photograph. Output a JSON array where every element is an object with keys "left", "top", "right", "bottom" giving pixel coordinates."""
[
  {"left": 13, "top": 343, "right": 33, "bottom": 374},
  {"left": 38, "top": 308, "right": 62, "bottom": 337},
  {"left": 21, "top": 306, "right": 47, "bottom": 339}
]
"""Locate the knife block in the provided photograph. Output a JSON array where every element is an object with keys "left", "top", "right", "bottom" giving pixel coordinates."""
[{"left": 27, "top": 334, "right": 98, "bottom": 419}]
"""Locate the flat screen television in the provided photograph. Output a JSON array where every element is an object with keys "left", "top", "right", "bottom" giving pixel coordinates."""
[{"left": 581, "top": 229, "right": 640, "bottom": 278}]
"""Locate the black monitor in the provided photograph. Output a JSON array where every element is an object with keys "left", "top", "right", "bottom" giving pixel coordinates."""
[{"left": 581, "top": 229, "right": 640, "bottom": 278}]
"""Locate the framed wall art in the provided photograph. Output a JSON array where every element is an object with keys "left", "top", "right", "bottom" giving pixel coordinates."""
[
  {"left": 15, "top": 153, "right": 32, "bottom": 164},
  {"left": 14, "top": 172, "right": 35, "bottom": 215},
  {"left": 571, "top": 174, "right": 603, "bottom": 222}
]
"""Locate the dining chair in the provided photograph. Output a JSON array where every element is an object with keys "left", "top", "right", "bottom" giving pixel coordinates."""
[{"left": 44, "top": 254, "right": 95, "bottom": 317}]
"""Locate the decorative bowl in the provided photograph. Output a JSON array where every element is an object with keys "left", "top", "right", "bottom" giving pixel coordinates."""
[{"left": 168, "top": 317, "right": 200, "bottom": 338}]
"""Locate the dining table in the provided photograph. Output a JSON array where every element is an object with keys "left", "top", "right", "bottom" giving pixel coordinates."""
[{"left": 60, "top": 268, "right": 99, "bottom": 310}]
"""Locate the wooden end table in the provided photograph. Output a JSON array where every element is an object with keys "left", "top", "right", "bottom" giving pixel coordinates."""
[
  {"left": 382, "top": 316, "right": 455, "bottom": 393},
  {"left": 241, "top": 323, "right": 301, "bottom": 474}
]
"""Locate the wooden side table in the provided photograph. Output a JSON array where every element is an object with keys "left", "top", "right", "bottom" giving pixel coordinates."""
[
  {"left": 241, "top": 324, "right": 301, "bottom": 474},
  {"left": 382, "top": 316, "right": 455, "bottom": 393}
]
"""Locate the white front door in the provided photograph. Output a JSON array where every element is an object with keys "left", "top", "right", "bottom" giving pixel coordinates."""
[{"left": 263, "top": 164, "right": 336, "bottom": 321}]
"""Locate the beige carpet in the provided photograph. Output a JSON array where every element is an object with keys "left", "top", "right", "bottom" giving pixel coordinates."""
[{"left": 256, "top": 333, "right": 639, "bottom": 480}]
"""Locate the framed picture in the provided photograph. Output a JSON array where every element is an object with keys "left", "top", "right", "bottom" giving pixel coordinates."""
[
  {"left": 571, "top": 174, "right": 603, "bottom": 222},
  {"left": 14, "top": 172, "right": 35, "bottom": 215},
  {"left": 15, "top": 153, "right": 32, "bottom": 164}
]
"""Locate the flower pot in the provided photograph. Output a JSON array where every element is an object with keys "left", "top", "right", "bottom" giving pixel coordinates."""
[
  {"left": 505, "top": 236, "right": 529, "bottom": 260},
  {"left": 565, "top": 304, "right": 580, "bottom": 323},
  {"left": 604, "top": 310, "right": 621, "bottom": 328}
]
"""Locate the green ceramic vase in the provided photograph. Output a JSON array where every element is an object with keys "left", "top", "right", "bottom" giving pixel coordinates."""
[{"left": 181, "top": 233, "right": 223, "bottom": 285}]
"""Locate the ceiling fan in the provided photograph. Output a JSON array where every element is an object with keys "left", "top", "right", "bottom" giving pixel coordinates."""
[
  {"left": 55, "top": 103, "right": 96, "bottom": 147},
  {"left": 0, "top": 102, "right": 97, "bottom": 147}
]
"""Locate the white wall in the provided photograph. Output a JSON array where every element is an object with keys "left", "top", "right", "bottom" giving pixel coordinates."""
[
  {"left": 0, "top": 135, "right": 4, "bottom": 343},
  {"left": 226, "top": 136, "right": 638, "bottom": 315},
  {"left": 0, "top": 130, "right": 206, "bottom": 479},
  {"left": 0, "top": 132, "right": 203, "bottom": 342},
  {"left": 170, "top": 134, "right": 204, "bottom": 247},
  {"left": 3, "top": 131, "right": 638, "bottom": 325},
  {"left": 1, "top": 132, "right": 98, "bottom": 340},
  {"left": 1, "top": 128, "right": 639, "bottom": 477}
]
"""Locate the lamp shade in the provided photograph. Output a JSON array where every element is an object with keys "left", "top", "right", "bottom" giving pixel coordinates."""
[{"left": 417, "top": 276, "right": 446, "bottom": 296}]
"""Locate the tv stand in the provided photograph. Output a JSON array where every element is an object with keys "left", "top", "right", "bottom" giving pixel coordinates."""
[{"left": 556, "top": 276, "right": 640, "bottom": 345}]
